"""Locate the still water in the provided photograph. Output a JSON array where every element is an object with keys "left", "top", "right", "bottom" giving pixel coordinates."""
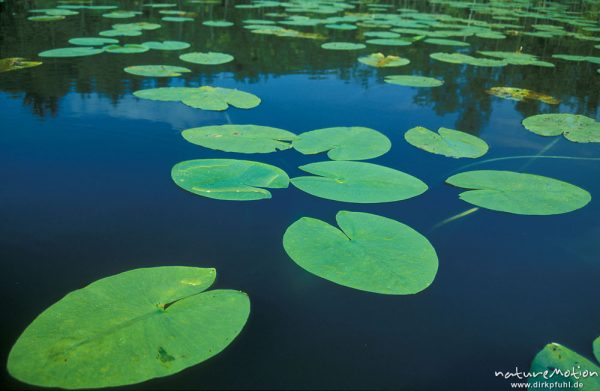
[{"left": 1, "top": 0, "right": 599, "bottom": 389}]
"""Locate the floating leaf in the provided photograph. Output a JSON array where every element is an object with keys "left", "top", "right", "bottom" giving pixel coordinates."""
[
  {"left": 446, "top": 170, "right": 591, "bottom": 215},
  {"left": 104, "top": 44, "right": 150, "bottom": 54},
  {"left": 529, "top": 342, "right": 600, "bottom": 389},
  {"left": 424, "top": 38, "right": 470, "bottom": 46},
  {"left": 366, "top": 38, "right": 413, "bottom": 46},
  {"left": 479, "top": 50, "right": 554, "bottom": 67},
  {"left": 38, "top": 47, "right": 103, "bottom": 58},
  {"left": 0, "top": 58, "right": 42, "bottom": 73},
  {"left": 321, "top": 42, "right": 366, "bottom": 50},
  {"left": 282, "top": 211, "right": 438, "bottom": 294},
  {"left": 291, "top": 161, "right": 428, "bottom": 203},
  {"left": 102, "top": 11, "right": 139, "bottom": 19},
  {"left": 134, "top": 86, "right": 261, "bottom": 111},
  {"left": 142, "top": 41, "right": 191, "bottom": 51},
  {"left": 179, "top": 52, "right": 234, "bottom": 65},
  {"left": 68, "top": 37, "right": 119, "bottom": 46},
  {"left": 203, "top": 20, "right": 234, "bottom": 27},
  {"left": 293, "top": 126, "right": 391, "bottom": 161},
  {"left": 7, "top": 266, "right": 250, "bottom": 389},
  {"left": 325, "top": 23, "right": 356, "bottom": 30},
  {"left": 552, "top": 54, "right": 600, "bottom": 64},
  {"left": 430, "top": 52, "right": 507, "bottom": 67},
  {"left": 171, "top": 159, "right": 289, "bottom": 201},
  {"left": 358, "top": 53, "right": 410, "bottom": 67},
  {"left": 522, "top": 113, "right": 600, "bottom": 143},
  {"left": 385, "top": 75, "right": 444, "bottom": 87},
  {"left": 28, "top": 15, "right": 65, "bottom": 22},
  {"left": 99, "top": 29, "right": 142, "bottom": 37},
  {"left": 162, "top": 16, "right": 194, "bottom": 22},
  {"left": 404, "top": 126, "right": 489, "bottom": 158},
  {"left": 124, "top": 65, "right": 191, "bottom": 77},
  {"left": 486, "top": 87, "right": 560, "bottom": 104},
  {"left": 182, "top": 125, "right": 297, "bottom": 153}
]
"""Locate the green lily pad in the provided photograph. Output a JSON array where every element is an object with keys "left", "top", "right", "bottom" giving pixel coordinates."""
[
  {"left": 282, "top": 211, "right": 438, "bottom": 295},
  {"left": 529, "top": 342, "right": 600, "bottom": 389},
  {"left": 38, "top": 47, "right": 104, "bottom": 58},
  {"left": 102, "top": 11, "right": 139, "bottom": 19},
  {"left": 203, "top": 20, "right": 234, "bottom": 27},
  {"left": 446, "top": 170, "right": 591, "bottom": 215},
  {"left": 522, "top": 113, "right": 600, "bottom": 143},
  {"left": 430, "top": 52, "right": 507, "bottom": 67},
  {"left": 358, "top": 53, "right": 410, "bottom": 67},
  {"left": 162, "top": 16, "right": 194, "bottom": 22},
  {"left": 0, "top": 58, "right": 42, "bottom": 73},
  {"left": 7, "top": 266, "right": 250, "bottom": 389},
  {"left": 325, "top": 23, "right": 357, "bottom": 30},
  {"left": 366, "top": 38, "right": 413, "bottom": 46},
  {"left": 104, "top": 44, "right": 150, "bottom": 54},
  {"left": 113, "top": 22, "right": 161, "bottom": 31},
  {"left": 363, "top": 31, "right": 401, "bottom": 39},
  {"left": 179, "top": 52, "right": 234, "bottom": 65},
  {"left": 171, "top": 159, "right": 289, "bottom": 201},
  {"left": 68, "top": 37, "right": 119, "bottom": 46},
  {"left": 321, "top": 42, "right": 366, "bottom": 50},
  {"left": 424, "top": 38, "right": 470, "bottom": 46},
  {"left": 99, "top": 29, "right": 142, "bottom": 37},
  {"left": 182, "top": 125, "right": 297, "bottom": 153},
  {"left": 479, "top": 50, "right": 555, "bottom": 67},
  {"left": 28, "top": 15, "right": 65, "bottom": 22},
  {"left": 291, "top": 161, "right": 428, "bottom": 203},
  {"left": 385, "top": 75, "right": 444, "bottom": 87},
  {"left": 404, "top": 126, "right": 489, "bottom": 158},
  {"left": 124, "top": 65, "right": 191, "bottom": 77},
  {"left": 134, "top": 86, "right": 261, "bottom": 111},
  {"left": 293, "top": 127, "right": 391, "bottom": 161},
  {"left": 142, "top": 41, "right": 191, "bottom": 51}
]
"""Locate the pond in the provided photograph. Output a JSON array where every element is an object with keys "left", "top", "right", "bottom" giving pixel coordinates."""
[{"left": 1, "top": 0, "right": 599, "bottom": 390}]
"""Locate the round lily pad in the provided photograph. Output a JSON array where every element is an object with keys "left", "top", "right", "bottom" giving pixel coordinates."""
[
  {"left": 134, "top": 86, "right": 261, "bottom": 111},
  {"left": 68, "top": 37, "right": 119, "bottom": 46},
  {"left": 293, "top": 126, "right": 391, "bottom": 161},
  {"left": 182, "top": 125, "right": 297, "bottom": 153},
  {"left": 142, "top": 41, "right": 191, "bottom": 50},
  {"left": 446, "top": 170, "right": 591, "bottom": 215},
  {"left": 530, "top": 342, "right": 600, "bottom": 389},
  {"left": 325, "top": 23, "right": 357, "bottom": 30},
  {"left": 404, "top": 126, "right": 489, "bottom": 158},
  {"left": 291, "top": 161, "right": 428, "bottom": 203},
  {"left": 102, "top": 11, "right": 138, "bottom": 19},
  {"left": 522, "top": 113, "right": 600, "bottom": 143},
  {"left": 162, "top": 16, "right": 194, "bottom": 22},
  {"left": 385, "top": 75, "right": 444, "bottom": 87},
  {"left": 171, "top": 159, "right": 289, "bottom": 201},
  {"left": 203, "top": 20, "right": 234, "bottom": 27},
  {"left": 179, "top": 52, "right": 234, "bottom": 65},
  {"left": 124, "top": 65, "right": 191, "bottom": 77},
  {"left": 28, "top": 15, "right": 65, "bottom": 22},
  {"left": 283, "top": 211, "right": 438, "bottom": 295},
  {"left": 104, "top": 44, "right": 150, "bottom": 54},
  {"left": 99, "top": 29, "right": 142, "bottom": 37},
  {"left": 38, "top": 47, "right": 104, "bottom": 58},
  {"left": 7, "top": 267, "right": 250, "bottom": 389},
  {"left": 366, "top": 38, "right": 413, "bottom": 46},
  {"left": 358, "top": 53, "right": 410, "bottom": 68},
  {"left": 321, "top": 42, "right": 366, "bottom": 50}
]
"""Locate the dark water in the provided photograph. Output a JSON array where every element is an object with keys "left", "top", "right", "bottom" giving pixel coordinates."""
[{"left": 1, "top": 1, "right": 599, "bottom": 390}]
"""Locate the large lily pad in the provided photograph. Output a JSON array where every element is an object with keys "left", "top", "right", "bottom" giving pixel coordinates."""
[
  {"left": 172, "top": 159, "right": 289, "bottom": 201},
  {"left": 0, "top": 58, "right": 42, "bottom": 73},
  {"left": 181, "top": 125, "right": 297, "bottom": 153},
  {"left": 385, "top": 75, "right": 444, "bottom": 87},
  {"left": 358, "top": 53, "right": 410, "bottom": 68},
  {"left": 291, "top": 161, "right": 428, "bottom": 203},
  {"left": 522, "top": 113, "right": 600, "bottom": 143},
  {"left": 133, "top": 87, "right": 261, "bottom": 111},
  {"left": 124, "top": 65, "right": 191, "bottom": 77},
  {"left": 404, "top": 126, "right": 489, "bottom": 158},
  {"left": 38, "top": 47, "right": 103, "bottom": 58},
  {"left": 293, "top": 126, "right": 391, "bottom": 161},
  {"left": 321, "top": 42, "right": 366, "bottom": 50},
  {"left": 179, "top": 52, "right": 234, "bottom": 65},
  {"left": 446, "top": 170, "right": 591, "bottom": 215},
  {"left": 142, "top": 41, "right": 191, "bottom": 51},
  {"left": 7, "top": 266, "right": 250, "bottom": 389},
  {"left": 282, "top": 211, "right": 438, "bottom": 294}
]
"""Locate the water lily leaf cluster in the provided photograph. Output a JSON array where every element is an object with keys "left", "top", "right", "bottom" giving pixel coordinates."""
[
  {"left": 486, "top": 87, "right": 560, "bottom": 104},
  {"left": 522, "top": 114, "right": 600, "bottom": 143},
  {"left": 133, "top": 86, "right": 261, "bottom": 111}
]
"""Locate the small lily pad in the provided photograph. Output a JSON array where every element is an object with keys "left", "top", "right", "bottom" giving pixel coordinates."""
[
  {"left": 38, "top": 47, "right": 104, "bottom": 58},
  {"left": 283, "top": 211, "right": 438, "bottom": 294},
  {"left": 203, "top": 20, "right": 234, "bottom": 27},
  {"left": 291, "top": 161, "right": 428, "bottom": 203},
  {"left": 28, "top": 15, "right": 65, "bottom": 22},
  {"left": 522, "top": 113, "right": 600, "bottom": 143},
  {"left": 358, "top": 53, "right": 410, "bottom": 68},
  {"left": 99, "top": 29, "right": 142, "bottom": 37},
  {"left": 405, "top": 126, "right": 489, "bottom": 158},
  {"left": 446, "top": 170, "right": 591, "bottom": 215},
  {"left": 7, "top": 266, "right": 250, "bottom": 389},
  {"left": 68, "top": 37, "right": 119, "bottom": 46},
  {"left": 102, "top": 11, "right": 139, "bottom": 19},
  {"left": 162, "top": 16, "right": 194, "bottom": 22},
  {"left": 293, "top": 127, "right": 391, "bottom": 161},
  {"left": 104, "top": 44, "right": 150, "bottom": 54},
  {"left": 385, "top": 75, "right": 444, "bottom": 87},
  {"left": 141, "top": 41, "right": 191, "bottom": 51},
  {"left": 321, "top": 42, "right": 366, "bottom": 50},
  {"left": 172, "top": 159, "right": 289, "bottom": 201},
  {"left": 366, "top": 38, "right": 413, "bottom": 46},
  {"left": 179, "top": 52, "right": 234, "bottom": 65},
  {"left": 124, "top": 65, "right": 191, "bottom": 77},
  {"left": 0, "top": 58, "right": 42, "bottom": 73},
  {"left": 182, "top": 125, "right": 297, "bottom": 153}
]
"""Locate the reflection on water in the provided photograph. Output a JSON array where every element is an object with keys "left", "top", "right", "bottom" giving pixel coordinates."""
[{"left": 0, "top": 0, "right": 599, "bottom": 390}]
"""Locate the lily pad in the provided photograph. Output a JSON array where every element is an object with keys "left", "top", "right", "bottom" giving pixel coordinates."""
[
  {"left": 293, "top": 126, "right": 391, "bottom": 161},
  {"left": 38, "top": 47, "right": 103, "bottom": 58},
  {"left": 134, "top": 86, "right": 261, "bottom": 111},
  {"left": 366, "top": 38, "right": 413, "bottom": 46},
  {"left": 142, "top": 41, "right": 191, "bottom": 51},
  {"left": 171, "top": 159, "right": 289, "bottom": 201},
  {"left": 68, "top": 37, "right": 119, "bottom": 46},
  {"left": 124, "top": 65, "right": 191, "bottom": 77},
  {"left": 522, "top": 113, "right": 600, "bottom": 143},
  {"left": 404, "top": 126, "right": 489, "bottom": 158},
  {"left": 0, "top": 58, "right": 42, "bottom": 73},
  {"left": 486, "top": 87, "right": 559, "bottom": 104},
  {"left": 385, "top": 75, "right": 444, "bottom": 87},
  {"left": 291, "top": 161, "right": 428, "bottom": 203},
  {"left": 102, "top": 11, "right": 139, "bottom": 19},
  {"left": 282, "top": 211, "right": 438, "bottom": 295},
  {"left": 6, "top": 266, "right": 250, "bottom": 389},
  {"left": 358, "top": 53, "right": 410, "bottom": 67},
  {"left": 179, "top": 52, "right": 234, "bottom": 65},
  {"left": 28, "top": 15, "right": 65, "bottom": 22},
  {"left": 104, "top": 44, "right": 150, "bottom": 54},
  {"left": 203, "top": 20, "right": 234, "bottom": 27},
  {"left": 321, "top": 42, "right": 366, "bottom": 50},
  {"left": 446, "top": 170, "right": 591, "bottom": 215},
  {"left": 99, "top": 29, "right": 142, "bottom": 37},
  {"left": 162, "top": 16, "right": 194, "bottom": 22},
  {"left": 181, "top": 125, "right": 297, "bottom": 153}
]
